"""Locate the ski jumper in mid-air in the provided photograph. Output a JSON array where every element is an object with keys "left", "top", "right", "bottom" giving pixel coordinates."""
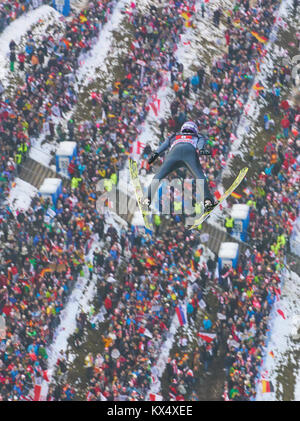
[{"left": 145, "top": 121, "right": 218, "bottom": 212}]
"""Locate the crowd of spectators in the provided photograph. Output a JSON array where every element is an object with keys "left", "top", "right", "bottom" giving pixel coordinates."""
[
  {"left": 0, "top": 0, "right": 49, "bottom": 34},
  {"left": 0, "top": 0, "right": 299, "bottom": 402},
  {"left": 150, "top": 0, "right": 300, "bottom": 400},
  {"left": 0, "top": 0, "right": 117, "bottom": 196},
  {"left": 0, "top": 0, "right": 118, "bottom": 401}
]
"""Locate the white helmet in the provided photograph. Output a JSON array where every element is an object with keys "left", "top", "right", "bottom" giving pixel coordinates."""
[{"left": 181, "top": 121, "right": 198, "bottom": 135}]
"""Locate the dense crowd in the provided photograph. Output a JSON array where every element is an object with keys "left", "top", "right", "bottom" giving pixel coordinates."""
[
  {"left": 0, "top": 0, "right": 299, "bottom": 402},
  {"left": 155, "top": 0, "right": 300, "bottom": 400},
  {"left": 0, "top": 0, "right": 49, "bottom": 34},
  {"left": 1, "top": 0, "right": 117, "bottom": 193},
  {"left": 0, "top": 0, "right": 118, "bottom": 401}
]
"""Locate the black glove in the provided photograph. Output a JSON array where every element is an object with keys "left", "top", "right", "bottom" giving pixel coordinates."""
[
  {"left": 148, "top": 152, "right": 159, "bottom": 165},
  {"left": 199, "top": 149, "right": 211, "bottom": 155}
]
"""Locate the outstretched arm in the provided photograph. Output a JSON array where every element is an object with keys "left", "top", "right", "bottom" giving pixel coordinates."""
[
  {"left": 196, "top": 134, "right": 206, "bottom": 151},
  {"left": 197, "top": 134, "right": 211, "bottom": 155},
  {"left": 148, "top": 134, "right": 175, "bottom": 165},
  {"left": 156, "top": 134, "right": 175, "bottom": 155}
]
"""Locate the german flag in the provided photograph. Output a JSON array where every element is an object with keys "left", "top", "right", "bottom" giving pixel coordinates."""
[
  {"left": 233, "top": 18, "right": 241, "bottom": 28},
  {"left": 79, "top": 14, "right": 87, "bottom": 23},
  {"left": 181, "top": 11, "right": 193, "bottom": 27},
  {"left": 251, "top": 31, "right": 268, "bottom": 43},
  {"left": 231, "top": 192, "right": 242, "bottom": 199},
  {"left": 261, "top": 380, "right": 274, "bottom": 393},
  {"left": 181, "top": 11, "right": 192, "bottom": 20},
  {"left": 146, "top": 257, "right": 156, "bottom": 266}
]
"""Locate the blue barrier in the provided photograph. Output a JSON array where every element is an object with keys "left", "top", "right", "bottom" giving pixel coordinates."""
[{"left": 52, "top": 0, "right": 70, "bottom": 17}]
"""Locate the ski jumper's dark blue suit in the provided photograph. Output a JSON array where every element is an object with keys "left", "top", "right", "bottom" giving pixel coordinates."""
[{"left": 147, "top": 131, "right": 215, "bottom": 204}]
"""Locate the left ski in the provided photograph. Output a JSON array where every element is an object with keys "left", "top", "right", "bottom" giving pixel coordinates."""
[{"left": 129, "top": 159, "right": 153, "bottom": 230}]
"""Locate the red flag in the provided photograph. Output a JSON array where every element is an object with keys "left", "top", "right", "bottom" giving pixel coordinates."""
[
  {"left": 157, "top": 98, "right": 161, "bottom": 113},
  {"left": 150, "top": 101, "right": 158, "bottom": 116},
  {"left": 86, "top": 391, "right": 94, "bottom": 401},
  {"left": 33, "top": 384, "right": 42, "bottom": 401},
  {"left": 197, "top": 332, "right": 216, "bottom": 343},
  {"left": 214, "top": 190, "right": 221, "bottom": 200},
  {"left": 136, "top": 140, "right": 145, "bottom": 155},
  {"left": 20, "top": 395, "right": 33, "bottom": 401},
  {"left": 274, "top": 288, "right": 281, "bottom": 301},
  {"left": 43, "top": 371, "right": 50, "bottom": 382},
  {"left": 149, "top": 97, "right": 160, "bottom": 116},
  {"left": 29, "top": 352, "right": 37, "bottom": 361},
  {"left": 277, "top": 309, "right": 286, "bottom": 319},
  {"left": 149, "top": 393, "right": 163, "bottom": 401},
  {"left": 130, "top": 140, "right": 145, "bottom": 157}
]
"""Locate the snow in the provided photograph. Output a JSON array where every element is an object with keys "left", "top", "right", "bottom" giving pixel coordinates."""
[
  {"left": 74, "top": 0, "right": 128, "bottom": 90},
  {"left": 146, "top": 313, "right": 180, "bottom": 399},
  {"left": 39, "top": 177, "right": 62, "bottom": 194},
  {"left": 0, "top": 5, "right": 62, "bottom": 87},
  {"left": 256, "top": 271, "right": 300, "bottom": 401},
  {"left": 44, "top": 263, "right": 97, "bottom": 392},
  {"left": 56, "top": 141, "right": 77, "bottom": 156},
  {"left": 290, "top": 216, "right": 300, "bottom": 257},
  {"left": 222, "top": 0, "right": 294, "bottom": 177},
  {"left": 29, "top": 134, "right": 57, "bottom": 168},
  {"left": 146, "top": 246, "right": 215, "bottom": 400},
  {"left": 28, "top": 0, "right": 127, "bottom": 166},
  {"left": 174, "top": 0, "right": 233, "bottom": 77},
  {"left": 295, "top": 368, "right": 300, "bottom": 401},
  {"left": 218, "top": 242, "right": 239, "bottom": 259},
  {"left": 7, "top": 178, "right": 38, "bottom": 214},
  {"left": 231, "top": 204, "right": 250, "bottom": 220},
  {"left": 131, "top": 211, "right": 146, "bottom": 227},
  {"left": 42, "top": 208, "right": 127, "bottom": 399},
  {"left": 70, "top": 0, "right": 89, "bottom": 12}
]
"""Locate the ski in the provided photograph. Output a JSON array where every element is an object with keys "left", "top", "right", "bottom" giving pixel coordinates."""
[
  {"left": 129, "top": 159, "right": 153, "bottom": 230},
  {"left": 189, "top": 167, "right": 249, "bottom": 230}
]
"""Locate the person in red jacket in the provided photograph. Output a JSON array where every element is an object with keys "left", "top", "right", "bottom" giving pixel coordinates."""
[
  {"left": 104, "top": 294, "right": 112, "bottom": 314},
  {"left": 67, "top": 158, "right": 76, "bottom": 177},
  {"left": 18, "top": 52, "right": 25, "bottom": 71},
  {"left": 281, "top": 115, "right": 290, "bottom": 138}
]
